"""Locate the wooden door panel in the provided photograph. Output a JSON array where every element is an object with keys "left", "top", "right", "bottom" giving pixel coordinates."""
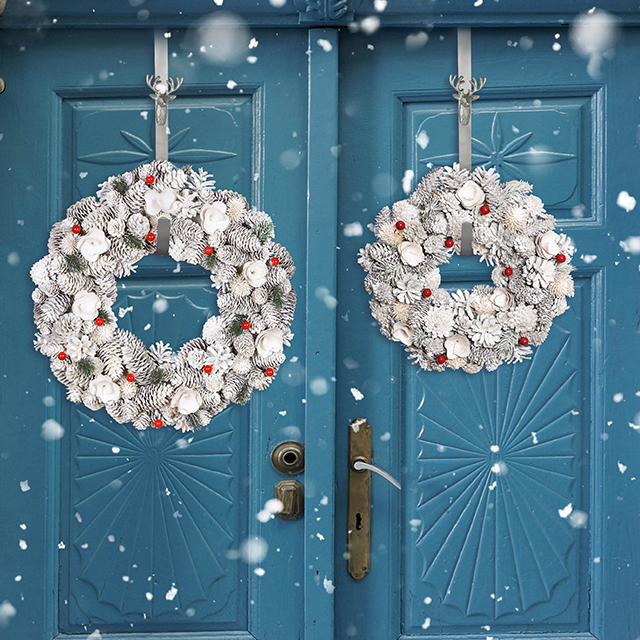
[
  {"left": 59, "top": 284, "right": 247, "bottom": 630},
  {"left": 0, "top": 27, "right": 309, "bottom": 640},
  {"left": 334, "top": 26, "right": 623, "bottom": 640},
  {"left": 403, "top": 279, "right": 591, "bottom": 633},
  {"left": 404, "top": 94, "right": 601, "bottom": 223},
  {"left": 68, "top": 96, "right": 254, "bottom": 202}
]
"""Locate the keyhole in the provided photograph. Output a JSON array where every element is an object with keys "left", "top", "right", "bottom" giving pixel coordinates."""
[
  {"left": 284, "top": 451, "right": 297, "bottom": 465},
  {"left": 355, "top": 512, "right": 362, "bottom": 530}
]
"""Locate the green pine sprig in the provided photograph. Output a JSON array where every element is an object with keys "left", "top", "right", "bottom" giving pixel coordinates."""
[
  {"left": 123, "top": 232, "right": 144, "bottom": 250},
  {"left": 229, "top": 314, "right": 248, "bottom": 337},
  {"left": 65, "top": 254, "right": 86, "bottom": 273},
  {"left": 269, "top": 285, "right": 285, "bottom": 309},
  {"left": 77, "top": 357, "right": 97, "bottom": 378},
  {"left": 150, "top": 368, "right": 165, "bottom": 385},
  {"left": 251, "top": 221, "right": 274, "bottom": 246},
  {"left": 204, "top": 251, "right": 218, "bottom": 270},
  {"left": 181, "top": 165, "right": 193, "bottom": 175},
  {"left": 112, "top": 176, "right": 129, "bottom": 195},
  {"left": 97, "top": 309, "right": 113, "bottom": 325},
  {"left": 235, "top": 383, "right": 251, "bottom": 405},
  {"left": 186, "top": 411, "right": 203, "bottom": 429}
]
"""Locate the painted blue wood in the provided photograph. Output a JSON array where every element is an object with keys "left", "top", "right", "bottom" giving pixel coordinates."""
[
  {"left": 303, "top": 28, "right": 339, "bottom": 640},
  {"left": 335, "top": 25, "right": 639, "bottom": 640},
  {"left": 0, "top": 27, "right": 310, "bottom": 640},
  {"left": 3, "top": 0, "right": 640, "bottom": 27}
]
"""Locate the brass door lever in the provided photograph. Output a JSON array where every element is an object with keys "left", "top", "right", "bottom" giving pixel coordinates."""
[{"left": 347, "top": 418, "right": 401, "bottom": 580}]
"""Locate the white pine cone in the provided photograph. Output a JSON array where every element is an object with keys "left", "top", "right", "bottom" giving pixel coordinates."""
[
  {"left": 226, "top": 195, "right": 249, "bottom": 223},
  {"left": 32, "top": 288, "right": 47, "bottom": 304},
  {"left": 205, "top": 373, "right": 224, "bottom": 392},
  {"left": 34, "top": 333, "right": 63, "bottom": 357},
  {"left": 57, "top": 272, "right": 93, "bottom": 296},
  {"left": 508, "top": 305, "right": 538, "bottom": 333},
  {"left": 226, "top": 226, "right": 262, "bottom": 253},
  {"left": 133, "top": 412, "right": 153, "bottom": 430},
  {"left": 36, "top": 294, "right": 71, "bottom": 325},
  {"left": 123, "top": 181, "right": 147, "bottom": 215},
  {"left": 53, "top": 313, "right": 83, "bottom": 341},
  {"left": 126, "top": 213, "right": 151, "bottom": 238},
  {"left": 252, "top": 287, "right": 269, "bottom": 305},
  {"left": 66, "top": 197, "right": 100, "bottom": 224},
  {"left": 120, "top": 380, "right": 137, "bottom": 400},
  {"left": 200, "top": 390, "right": 222, "bottom": 408},
  {"left": 217, "top": 245, "right": 250, "bottom": 267},
  {"left": 232, "top": 355, "right": 253, "bottom": 375},
  {"left": 38, "top": 278, "right": 61, "bottom": 297},
  {"left": 82, "top": 392, "right": 104, "bottom": 411},
  {"left": 66, "top": 385, "right": 84, "bottom": 403},
  {"left": 548, "top": 273, "right": 574, "bottom": 297},
  {"left": 230, "top": 275, "right": 253, "bottom": 298}
]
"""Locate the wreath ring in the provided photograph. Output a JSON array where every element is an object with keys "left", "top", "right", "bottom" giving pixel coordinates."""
[
  {"left": 359, "top": 166, "right": 575, "bottom": 373},
  {"left": 31, "top": 161, "right": 296, "bottom": 432}
]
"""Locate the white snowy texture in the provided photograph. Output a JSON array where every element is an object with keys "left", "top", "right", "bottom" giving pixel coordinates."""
[
  {"left": 358, "top": 165, "right": 575, "bottom": 373},
  {"left": 31, "top": 161, "right": 296, "bottom": 432}
]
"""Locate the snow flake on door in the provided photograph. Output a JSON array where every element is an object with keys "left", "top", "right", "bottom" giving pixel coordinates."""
[{"left": 405, "top": 290, "right": 590, "bottom": 628}]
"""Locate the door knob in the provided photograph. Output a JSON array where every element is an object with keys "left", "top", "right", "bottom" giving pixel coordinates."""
[{"left": 347, "top": 418, "right": 401, "bottom": 580}]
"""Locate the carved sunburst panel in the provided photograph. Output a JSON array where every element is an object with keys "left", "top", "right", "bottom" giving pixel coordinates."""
[
  {"left": 69, "top": 95, "right": 253, "bottom": 201},
  {"left": 403, "top": 280, "right": 591, "bottom": 633},
  {"left": 60, "top": 286, "right": 247, "bottom": 630},
  {"left": 404, "top": 96, "right": 599, "bottom": 224}
]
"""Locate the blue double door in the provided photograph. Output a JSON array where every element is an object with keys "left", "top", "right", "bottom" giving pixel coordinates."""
[{"left": 1, "top": 23, "right": 639, "bottom": 640}]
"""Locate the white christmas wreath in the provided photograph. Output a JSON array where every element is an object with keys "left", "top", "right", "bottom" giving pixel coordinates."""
[
  {"left": 31, "top": 160, "right": 295, "bottom": 431},
  {"left": 358, "top": 165, "right": 575, "bottom": 373}
]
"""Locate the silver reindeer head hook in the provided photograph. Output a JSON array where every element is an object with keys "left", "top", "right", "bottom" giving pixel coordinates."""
[
  {"left": 146, "top": 74, "right": 184, "bottom": 126},
  {"left": 449, "top": 74, "right": 486, "bottom": 126}
]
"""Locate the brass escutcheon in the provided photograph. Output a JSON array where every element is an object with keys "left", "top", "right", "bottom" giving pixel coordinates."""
[
  {"left": 271, "top": 440, "right": 305, "bottom": 475},
  {"left": 274, "top": 479, "right": 304, "bottom": 520}
]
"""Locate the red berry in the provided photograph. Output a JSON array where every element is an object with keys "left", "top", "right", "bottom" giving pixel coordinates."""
[
  {"left": 445, "top": 237, "right": 454, "bottom": 248},
  {"left": 556, "top": 253, "right": 566, "bottom": 263},
  {"left": 504, "top": 267, "right": 513, "bottom": 277},
  {"left": 265, "top": 368, "right": 274, "bottom": 377},
  {"left": 270, "top": 257, "right": 279, "bottom": 266},
  {"left": 72, "top": 225, "right": 81, "bottom": 234},
  {"left": 422, "top": 288, "right": 432, "bottom": 297},
  {"left": 395, "top": 220, "right": 406, "bottom": 230},
  {"left": 58, "top": 352, "right": 67, "bottom": 361},
  {"left": 126, "top": 373, "right": 135, "bottom": 382},
  {"left": 520, "top": 337, "right": 529, "bottom": 346},
  {"left": 203, "top": 365, "right": 213, "bottom": 374},
  {"left": 242, "top": 321, "right": 251, "bottom": 330},
  {"left": 480, "top": 204, "right": 490, "bottom": 215},
  {"left": 145, "top": 176, "right": 155, "bottom": 184},
  {"left": 204, "top": 246, "right": 214, "bottom": 255},
  {"left": 95, "top": 317, "right": 105, "bottom": 326},
  {"left": 437, "top": 354, "right": 446, "bottom": 365},
  {"left": 146, "top": 233, "right": 156, "bottom": 242},
  {"left": 154, "top": 419, "right": 163, "bottom": 428}
]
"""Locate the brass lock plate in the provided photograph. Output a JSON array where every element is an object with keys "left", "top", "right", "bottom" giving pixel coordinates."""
[
  {"left": 347, "top": 418, "right": 371, "bottom": 580},
  {"left": 271, "top": 440, "right": 305, "bottom": 475},
  {"left": 275, "top": 479, "right": 304, "bottom": 520}
]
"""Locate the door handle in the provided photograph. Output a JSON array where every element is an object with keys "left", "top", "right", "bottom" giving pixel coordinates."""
[
  {"left": 347, "top": 418, "right": 401, "bottom": 580},
  {"left": 352, "top": 460, "right": 401, "bottom": 490}
]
